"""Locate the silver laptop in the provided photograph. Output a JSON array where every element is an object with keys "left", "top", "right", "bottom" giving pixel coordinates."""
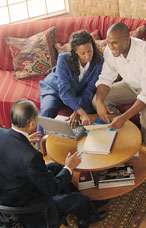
[{"left": 38, "top": 116, "right": 85, "bottom": 140}]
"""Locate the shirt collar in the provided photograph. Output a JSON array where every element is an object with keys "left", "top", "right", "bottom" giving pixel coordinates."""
[
  {"left": 126, "top": 37, "right": 135, "bottom": 60},
  {"left": 120, "top": 37, "right": 135, "bottom": 62},
  {"left": 11, "top": 126, "right": 29, "bottom": 140},
  {"left": 79, "top": 60, "right": 90, "bottom": 72}
]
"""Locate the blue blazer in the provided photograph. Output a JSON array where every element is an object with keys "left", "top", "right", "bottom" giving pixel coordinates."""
[
  {"left": 0, "top": 128, "right": 72, "bottom": 226},
  {"left": 40, "top": 52, "right": 104, "bottom": 112}
]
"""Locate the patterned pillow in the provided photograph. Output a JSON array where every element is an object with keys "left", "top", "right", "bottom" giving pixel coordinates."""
[
  {"left": 6, "top": 27, "right": 56, "bottom": 79},
  {"left": 54, "top": 42, "right": 70, "bottom": 54},
  {"left": 95, "top": 39, "right": 107, "bottom": 54},
  {"left": 54, "top": 30, "right": 102, "bottom": 55},
  {"left": 130, "top": 25, "right": 146, "bottom": 41}
]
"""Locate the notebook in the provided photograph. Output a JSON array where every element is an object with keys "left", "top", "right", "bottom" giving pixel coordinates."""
[
  {"left": 38, "top": 115, "right": 85, "bottom": 140},
  {"left": 81, "top": 129, "right": 118, "bottom": 155}
]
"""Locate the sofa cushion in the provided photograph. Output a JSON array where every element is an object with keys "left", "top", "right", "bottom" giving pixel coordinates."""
[
  {"left": 6, "top": 27, "right": 56, "bottom": 79},
  {"left": 54, "top": 42, "right": 70, "bottom": 54},
  {"left": 130, "top": 25, "right": 146, "bottom": 40},
  {"left": 95, "top": 39, "right": 107, "bottom": 54},
  {"left": 0, "top": 70, "right": 45, "bottom": 128},
  {"left": 54, "top": 30, "right": 101, "bottom": 54}
]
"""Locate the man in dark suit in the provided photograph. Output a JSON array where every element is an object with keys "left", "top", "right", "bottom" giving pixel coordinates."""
[{"left": 0, "top": 99, "right": 107, "bottom": 228}]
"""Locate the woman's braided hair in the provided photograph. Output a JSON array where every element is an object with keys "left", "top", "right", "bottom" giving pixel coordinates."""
[{"left": 69, "top": 30, "right": 101, "bottom": 77}]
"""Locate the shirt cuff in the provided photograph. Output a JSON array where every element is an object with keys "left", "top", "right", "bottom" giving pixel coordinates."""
[
  {"left": 64, "top": 166, "right": 72, "bottom": 175},
  {"left": 95, "top": 79, "right": 112, "bottom": 88},
  {"left": 137, "top": 94, "right": 146, "bottom": 104}
]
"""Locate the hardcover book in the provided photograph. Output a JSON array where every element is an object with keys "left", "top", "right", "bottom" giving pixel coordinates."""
[
  {"left": 81, "top": 129, "right": 118, "bottom": 155},
  {"left": 98, "top": 179, "right": 135, "bottom": 189},
  {"left": 78, "top": 171, "right": 96, "bottom": 190}
]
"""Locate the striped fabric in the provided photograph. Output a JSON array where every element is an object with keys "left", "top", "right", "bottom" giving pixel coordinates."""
[
  {"left": 0, "top": 15, "right": 146, "bottom": 128},
  {"left": 0, "top": 70, "right": 45, "bottom": 128}
]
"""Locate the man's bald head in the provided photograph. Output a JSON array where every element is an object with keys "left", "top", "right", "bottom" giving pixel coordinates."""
[
  {"left": 106, "top": 22, "right": 131, "bottom": 57},
  {"left": 107, "top": 22, "right": 130, "bottom": 38},
  {"left": 11, "top": 99, "right": 38, "bottom": 128}
]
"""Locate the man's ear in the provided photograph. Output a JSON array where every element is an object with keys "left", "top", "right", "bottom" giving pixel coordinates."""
[
  {"left": 27, "top": 120, "right": 35, "bottom": 133},
  {"left": 126, "top": 36, "right": 130, "bottom": 44}
]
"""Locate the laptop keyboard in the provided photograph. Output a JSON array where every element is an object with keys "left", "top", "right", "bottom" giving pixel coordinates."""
[{"left": 72, "top": 125, "right": 85, "bottom": 136}]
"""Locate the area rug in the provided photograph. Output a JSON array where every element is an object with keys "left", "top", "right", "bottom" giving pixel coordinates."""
[
  {"left": 63, "top": 179, "right": 146, "bottom": 228},
  {"left": 1, "top": 180, "right": 146, "bottom": 228}
]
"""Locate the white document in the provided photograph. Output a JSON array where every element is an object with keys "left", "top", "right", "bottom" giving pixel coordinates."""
[
  {"left": 81, "top": 129, "right": 117, "bottom": 154},
  {"left": 84, "top": 123, "right": 111, "bottom": 131},
  {"left": 55, "top": 115, "right": 69, "bottom": 122}
]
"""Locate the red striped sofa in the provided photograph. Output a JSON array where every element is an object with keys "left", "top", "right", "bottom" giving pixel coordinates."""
[{"left": 0, "top": 15, "right": 146, "bottom": 128}]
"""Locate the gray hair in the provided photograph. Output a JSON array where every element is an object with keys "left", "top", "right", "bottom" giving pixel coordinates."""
[{"left": 11, "top": 99, "right": 38, "bottom": 128}]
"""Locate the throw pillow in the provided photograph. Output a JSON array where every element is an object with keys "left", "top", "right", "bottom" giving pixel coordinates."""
[
  {"left": 54, "top": 30, "right": 102, "bottom": 55},
  {"left": 54, "top": 42, "right": 70, "bottom": 54},
  {"left": 6, "top": 27, "right": 56, "bottom": 79},
  {"left": 95, "top": 39, "right": 107, "bottom": 55},
  {"left": 130, "top": 25, "right": 146, "bottom": 41}
]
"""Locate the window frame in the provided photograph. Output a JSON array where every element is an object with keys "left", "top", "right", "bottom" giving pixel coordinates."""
[{"left": 0, "top": 0, "right": 71, "bottom": 25}]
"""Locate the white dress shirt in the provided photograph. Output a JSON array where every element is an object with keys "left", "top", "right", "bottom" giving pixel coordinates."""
[
  {"left": 79, "top": 61, "right": 90, "bottom": 81},
  {"left": 11, "top": 126, "right": 29, "bottom": 139},
  {"left": 96, "top": 37, "right": 146, "bottom": 104}
]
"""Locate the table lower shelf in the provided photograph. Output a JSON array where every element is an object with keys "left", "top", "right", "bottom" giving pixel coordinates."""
[{"left": 79, "top": 149, "right": 146, "bottom": 200}]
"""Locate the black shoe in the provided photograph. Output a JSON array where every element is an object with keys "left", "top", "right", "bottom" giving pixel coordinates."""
[
  {"left": 77, "top": 210, "right": 108, "bottom": 228},
  {"left": 94, "top": 210, "right": 108, "bottom": 222},
  {"left": 92, "top": 199, "right": 110, "bottom": 208}
]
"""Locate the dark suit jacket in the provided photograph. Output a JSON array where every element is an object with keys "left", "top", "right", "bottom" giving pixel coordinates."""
[{"left": 0, "top": 128, "right": 72, "bottom": 226}]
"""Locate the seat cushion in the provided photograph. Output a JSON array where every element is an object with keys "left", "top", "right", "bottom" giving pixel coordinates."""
[{"left": 0, "top": 70, "right": 45, "bottom": 128}]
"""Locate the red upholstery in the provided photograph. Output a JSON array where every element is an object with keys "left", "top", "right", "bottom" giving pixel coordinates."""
[{"left": 0, "top": 15, "right": 145, "bottom": 128}]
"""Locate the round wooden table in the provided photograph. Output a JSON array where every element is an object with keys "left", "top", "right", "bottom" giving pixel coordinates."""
[{"left": 46, "top": 114, "right": 144, "bottom": 200}]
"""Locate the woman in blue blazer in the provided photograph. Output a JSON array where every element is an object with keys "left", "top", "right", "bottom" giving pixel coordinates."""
[{"left": 38, "top": 30, "right": 104, "bottom": 139}]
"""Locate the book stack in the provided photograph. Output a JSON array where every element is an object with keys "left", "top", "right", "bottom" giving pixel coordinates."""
[
  {"left": 93, "top": 162, "right": 135, "bottom": 189},
  {"left": 78, "top": 171, "right": 96, "bottom": 190}
]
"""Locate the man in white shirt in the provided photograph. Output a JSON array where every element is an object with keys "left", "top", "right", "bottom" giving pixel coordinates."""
[{"left": 92, "top": 22, "right": 146, "bottom": 144}]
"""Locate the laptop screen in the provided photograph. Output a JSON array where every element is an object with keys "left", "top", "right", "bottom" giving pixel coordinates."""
[{"left": 38, "top": 116, "right": 75, "bottom": 136}]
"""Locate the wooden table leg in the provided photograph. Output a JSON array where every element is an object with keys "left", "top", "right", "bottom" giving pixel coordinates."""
[
  {"left": 72, "top": 170, "right": 80, "bottom": 188},
  {"left": 40, "top": 135, "right": 48, "bottom": 156}
]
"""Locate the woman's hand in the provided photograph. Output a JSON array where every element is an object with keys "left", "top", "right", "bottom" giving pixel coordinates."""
[
  {"left": 66, "top": 112, "right": 81, "bottom": 128},
  {"left": 29, "top": 131, "right": 42, "bottom": 144},
  {"left": 81, "top": 113, "right": 91, "bottom": 126}
]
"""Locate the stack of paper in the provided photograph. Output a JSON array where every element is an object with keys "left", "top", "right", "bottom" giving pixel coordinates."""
[
  {"left": 81, "top": 129, "right": 118, "bottom": 155},
  {"left": 95, "top": 162, "right": 135, "bottom": 189}
]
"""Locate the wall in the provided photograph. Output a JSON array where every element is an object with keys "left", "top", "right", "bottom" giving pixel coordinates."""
[{"left": 71, "top": 0, "right": 146, "bottom": 20}]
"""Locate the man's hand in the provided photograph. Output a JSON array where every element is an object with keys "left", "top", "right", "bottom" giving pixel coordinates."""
[
  {"left": 109, "top": 115, "right": 127, "bottom": 129},
  {"left": 29, "top": 131, "right": 42, "bottom": 143},
  {"left": 65, "top": 151, "right": 82, "bottom": 171},
  {"left": 96, "top": 100, "right": 113, "bottom": 123}
]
